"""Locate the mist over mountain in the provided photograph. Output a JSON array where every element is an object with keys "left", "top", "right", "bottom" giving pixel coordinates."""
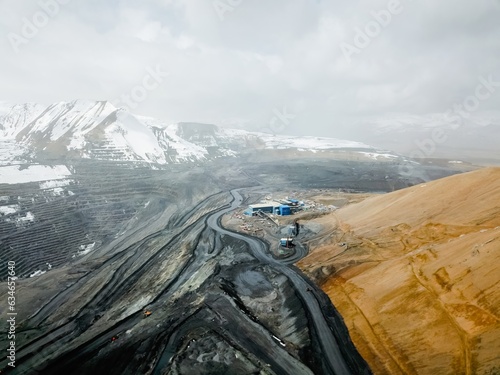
[{"left": 351, "top": 112, "right": 500, "bottom": 164}]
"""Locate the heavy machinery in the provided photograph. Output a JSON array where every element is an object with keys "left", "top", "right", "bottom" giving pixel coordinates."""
[{"left": 279, "top": 237, "right": 295, "bottom": 248}]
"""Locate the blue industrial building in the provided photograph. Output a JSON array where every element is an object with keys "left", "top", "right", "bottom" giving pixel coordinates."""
[
  {"left": 278, "top": 205, "right": 291, "bottom": 216},
  {"left": 244, "top": 201, "right": 292, "bottom": 216}
]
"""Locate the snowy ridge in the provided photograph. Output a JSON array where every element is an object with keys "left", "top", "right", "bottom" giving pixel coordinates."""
[
  {"left": 0, "top": 102, "right": 46, "bottom": 138},
  {"left": 17, "top": 100, "right": 117, "bottom": 146},
  {"left": 0, "top": 100, "right": 398, "bottom": 168}
]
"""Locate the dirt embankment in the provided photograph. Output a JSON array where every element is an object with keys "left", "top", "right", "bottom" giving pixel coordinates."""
[{"left": 298, "top": 167, "right": 500, "bottom": 375}]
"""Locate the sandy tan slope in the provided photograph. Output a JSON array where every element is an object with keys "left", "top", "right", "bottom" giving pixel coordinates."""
[{"left": 298, "top": 167, "right": 500, "bottom": 375}]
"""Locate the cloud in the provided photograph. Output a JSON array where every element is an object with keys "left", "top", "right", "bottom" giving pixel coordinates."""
[{"left": 1, "top": 0, "right": 499, "bottom": 140}]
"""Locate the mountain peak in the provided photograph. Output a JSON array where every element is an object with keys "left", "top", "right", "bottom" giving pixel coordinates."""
[{"left": 1, "top": 100, "right": 400, "bottom": 167}]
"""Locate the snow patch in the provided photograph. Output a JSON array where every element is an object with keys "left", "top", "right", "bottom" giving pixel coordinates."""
[
  {"left": 29, "top": 270, "right": 46, "bottom": 278},
  {"left": 40, "top": 179, "right": 73, "bottom": 189},
  {"left": 161, "top": 124, "right": 209, "bottom": 162},
  {"left": 359, "top": 152, "right": 398, "bottom": 160},
  {"left": 52, "top": 187, "right": 64, "bottom": 195},
  {"left": 105, "top": 111, "right": 167, "bottom": 164},
  {"left": 256, "top": 133, "right": 371, "bottom": 150},
  {"left": 0, "top": 141, "right": 30, "bottom": 166},
  {"left": 74, "top": 242, "right": 96, "bottom": 257},
  {"left": 0, "top": 165, "right": 71, "bottom": 184},
  {"left": 18, "top": 211, "right": 35, "bottom": 222},
  {"left": 0, "top": 205, "right": 20, "bottom": 215}
]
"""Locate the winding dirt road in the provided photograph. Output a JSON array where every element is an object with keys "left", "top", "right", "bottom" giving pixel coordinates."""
[
  {"left": 208, "top": 189, "right": 368, "bottom": 375},
  {"left": 1, "top": 187, "right": 369, "bottom": 375}
]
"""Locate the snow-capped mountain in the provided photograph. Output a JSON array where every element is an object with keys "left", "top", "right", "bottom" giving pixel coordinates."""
[
  {"left": 0, "top": 100, "right": 397, "bottom": 169},
  {"left": 0, "top": 102, "right": 46, "bottom": 138}
]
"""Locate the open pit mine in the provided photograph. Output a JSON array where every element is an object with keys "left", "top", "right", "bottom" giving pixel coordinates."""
[{"left": 0, "top": 100, "right": 481, "bottom": 375}]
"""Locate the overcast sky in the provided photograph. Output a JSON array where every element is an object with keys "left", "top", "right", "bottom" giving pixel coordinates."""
[{"left": 1, "top": 0, "right": 499, "bottom": 138}]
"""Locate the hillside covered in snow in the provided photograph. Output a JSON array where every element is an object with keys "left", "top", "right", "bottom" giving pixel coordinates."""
[{"left": 0, "top": 100, "right": 397, "bottom": 171}]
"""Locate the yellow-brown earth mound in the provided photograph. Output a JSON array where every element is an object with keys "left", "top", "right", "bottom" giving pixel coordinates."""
[{"left": 298, "top": 167, "right": 500, "bottom": 375}]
